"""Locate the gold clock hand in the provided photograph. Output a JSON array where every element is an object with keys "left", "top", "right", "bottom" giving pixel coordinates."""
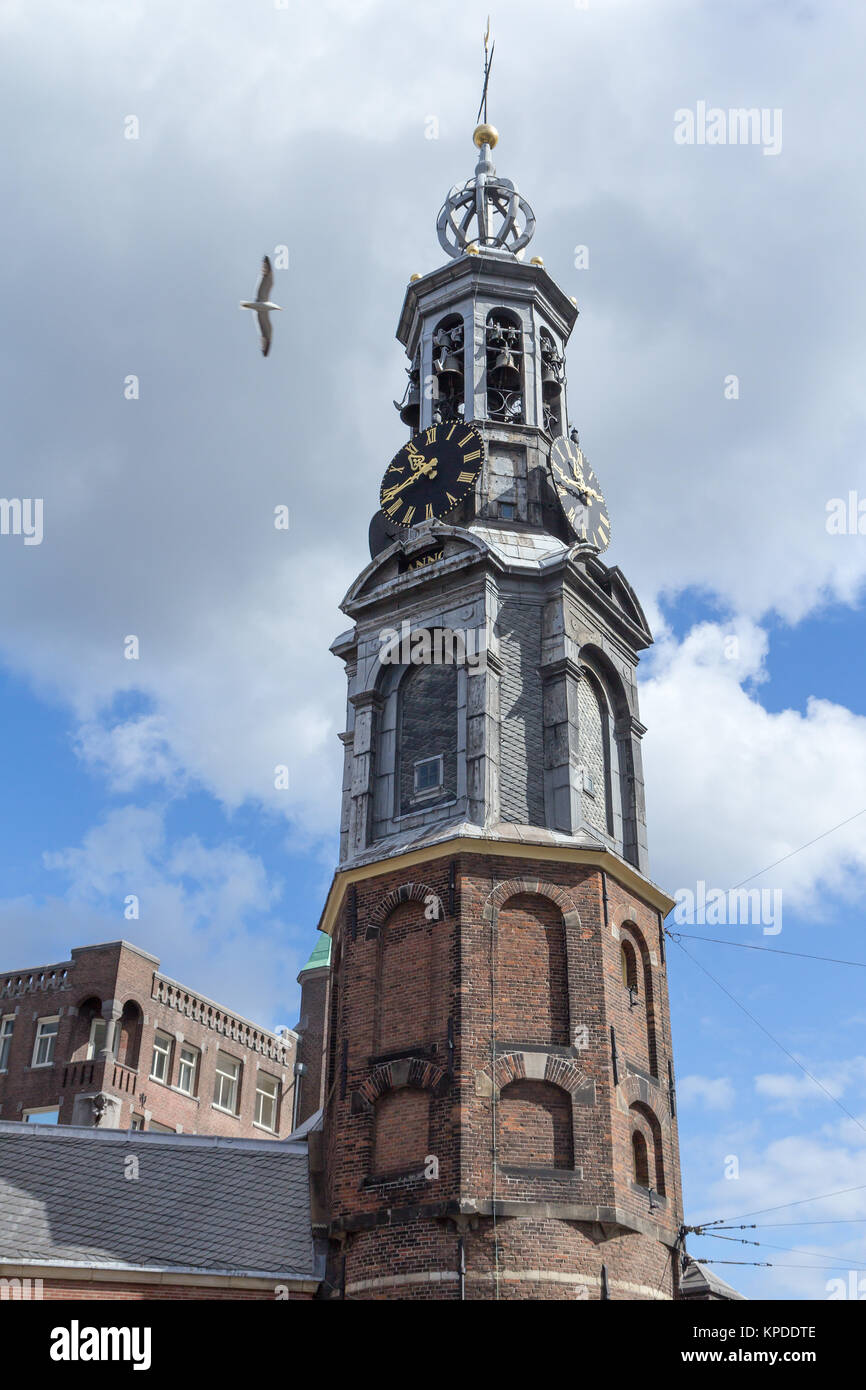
[{"left": 381, "top": 457, "right": 438, "bottom": 504}]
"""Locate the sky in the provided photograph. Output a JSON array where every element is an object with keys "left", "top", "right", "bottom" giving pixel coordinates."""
[{"left": 1, "top": 0, "right": 865, "bottom": 1300}]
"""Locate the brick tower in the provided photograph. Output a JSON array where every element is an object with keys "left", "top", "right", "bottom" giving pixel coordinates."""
[{"left": 316, "top": 119, "right": 683, "bottom": 1300}]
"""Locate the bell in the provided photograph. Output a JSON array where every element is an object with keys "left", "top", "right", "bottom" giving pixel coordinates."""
[
  {"left": 489, "top": 348, "right": 521, "bottom": 392},
  {"left": 434, "top": 350, "right": 464, "bottom": 382},
  {"left": 541, "top": 358, "right": 562, "bottom": 401},
  {"left": 399, "top": 382, "right": 420, "bottom": 428}
]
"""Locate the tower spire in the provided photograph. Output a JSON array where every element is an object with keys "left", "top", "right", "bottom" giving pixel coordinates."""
[
  {"left": 436, "top": 28, "right": 536, "bottom": 262},
  {"left": 476, "top": 16, "right": 494, "bottom": 125}
]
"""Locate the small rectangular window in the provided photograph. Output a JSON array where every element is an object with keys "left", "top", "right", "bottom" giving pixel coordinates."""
[
  {"left": 130, "top": 1113, "right": 145, "bottom": 1130},
  {"left": 32, "top": 1017, "right": 59, "bottom": 1068},
  {"left": 0, "top": 1016, "right": 14, "bottom": 1071},
  {"left": 24, "top": 1106, "right": 59, "bottom": 1124},
  {"left": 255, "top": 1072, "right": 279, "bottom": 1131},
  {"left": 214, "top": 1051, "right": 240, "bottom": 1114},
  {"left": 499, "top": 501, "right": 516, "bottom": 520},
  {"left": 150, "top": 1032, "right": 172, "bottom": 1083},
  {"left": 413, "top": 755, "right": 443, "bottom": 796},
  {"left": 177, "top": 1045, "right": 199, "bottom": 1096}
]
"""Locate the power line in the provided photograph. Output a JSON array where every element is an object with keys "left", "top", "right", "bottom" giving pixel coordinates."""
[
  {"left": 666, "top": 931, "right": 866, "bottom": 971},
  {"left": 672, "top": 938, "right": 866, "bottom": 1140},
  {"left": 697, "top": 1182, "right": 866, "bottom": 1228},
  {"left": 730, "top": 806, "right": 866, "bottom": 890},
  {"left": 704, "top": 1231, "right": 866, "bottom": 1270}
]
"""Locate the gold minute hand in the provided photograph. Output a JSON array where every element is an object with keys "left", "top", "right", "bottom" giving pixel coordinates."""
[{"left": 381, "top": 457, "right": 437, "bottom": 504}]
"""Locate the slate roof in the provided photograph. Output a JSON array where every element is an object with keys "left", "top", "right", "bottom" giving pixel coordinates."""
[
  {"left": 681, "top": 1259, "right": 746, "bottom": 1300},
  {"left": 0, "top": 1120, "right": 320, "bottom": 1283}
]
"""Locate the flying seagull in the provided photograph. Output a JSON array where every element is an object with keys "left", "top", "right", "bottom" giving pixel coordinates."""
[{"left": 240, "top": 255, "right": 282, "bottom": 357}]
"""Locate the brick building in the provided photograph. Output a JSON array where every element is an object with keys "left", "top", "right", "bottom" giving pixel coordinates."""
[{"left": 0, "top": 940, "right": 298, "bottom": 1139}]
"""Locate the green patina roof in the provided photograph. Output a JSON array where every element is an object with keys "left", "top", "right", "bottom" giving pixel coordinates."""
[{"left": 300, "top": 933, "right": 331, "bottom": 974}]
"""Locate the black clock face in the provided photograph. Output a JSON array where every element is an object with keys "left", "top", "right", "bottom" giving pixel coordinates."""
[
  {"left": 379, "top": 423, "right": 485, "bottom": 529},
  {"left": 550, "top": 435, "right": 611, "bottom": 552}
]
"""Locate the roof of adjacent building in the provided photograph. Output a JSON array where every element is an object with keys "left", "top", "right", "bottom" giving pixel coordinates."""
[
  {"left": 300, "top": 933, "right": 332, "bottom": 974},
  {"left": 0, "top": 1121, "right": 320, "bottom": 1285},
  {"left": 680, "top": 1259, "right": 747, "bottom": 1300}
]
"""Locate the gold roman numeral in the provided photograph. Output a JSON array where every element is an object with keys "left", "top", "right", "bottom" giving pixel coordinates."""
[
  {"left": 457, "top": 433, "right": 474, "bottom": 447},
  {"left": 403, "top": 505, "right": 416, "bottom": 524},
  {"left": 425, "top": 426, "right": 437, "bottom": 444},
  {"left": 462, "top": 449, "right": 481, "bottom": 462},
  {"left": 385, "top": 500, "right": 401, "bottom": 517},
  {"left": 446, "top": 423, "right": 458, "bottom": 439},
  {"left": 445, "top": 492, "right": 458, "bottom": 507},
  {"left": 425, "top": 503, "right": 434, "bottom": 519},
  {"left": 457, "top": 471, "right": 475, "bottom": 483}
]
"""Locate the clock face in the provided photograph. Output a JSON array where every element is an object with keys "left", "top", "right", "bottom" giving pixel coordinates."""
[
  {"left": 549, "top": 435, "right": 611, "bottom": 552},
  {"left": 379, "top": 423, "right": 485, "bottom": 529}
]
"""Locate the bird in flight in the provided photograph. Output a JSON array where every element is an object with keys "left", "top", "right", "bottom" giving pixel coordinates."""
[{"left": 240, "top": 255, "right": 282, "bottom": 356}]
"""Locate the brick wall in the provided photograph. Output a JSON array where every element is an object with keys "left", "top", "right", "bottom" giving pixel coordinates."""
[{"left": 322, "top": 848, "right": 683, "bottom": 1300}]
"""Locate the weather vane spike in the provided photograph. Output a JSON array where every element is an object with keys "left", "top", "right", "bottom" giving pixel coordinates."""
[{"left": 476, "top": 16, "right": 494, "bottom": 124}]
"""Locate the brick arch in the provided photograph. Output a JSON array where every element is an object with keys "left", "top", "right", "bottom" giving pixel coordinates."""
[
  {"left": 617, "top": 1072, "right": 671, "bottom": 1128},
  {"left": 493, "top": 1050, "right": 589, "bottom": 1097},
  {"left": 482, "top": 878, "right": 580, "bottom": 927},
  {"left": 357, "top": 1056, "right": 446, "bottom": 1107},
  {"left": 629, "top": 1099, "right": 666, "bottom": 1196},
  {"left": 618, "top": 919, "right": 659, "bottom": 1078},
  {"left": 366, "top": 881, "right": 440, "bottom": 937}
]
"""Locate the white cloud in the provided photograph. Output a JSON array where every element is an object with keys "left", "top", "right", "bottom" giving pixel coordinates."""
[
  {"left": 678, "top": 1074, "right": 737, "bottom": 1110},
  {"left": 641, "top": 620, "right": 866, "bottom": 911},
  {"left": 38, "top": 806, "right": 307, "bottom": 1027}
]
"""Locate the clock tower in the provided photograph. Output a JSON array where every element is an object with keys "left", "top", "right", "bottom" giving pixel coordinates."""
[{"left": 315, "top": 119, "right": 683, "bottom": 1300}]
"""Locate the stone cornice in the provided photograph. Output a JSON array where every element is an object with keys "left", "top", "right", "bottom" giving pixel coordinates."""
[{"left": 316, "top": 836, "right": 675, "bottom": 938}]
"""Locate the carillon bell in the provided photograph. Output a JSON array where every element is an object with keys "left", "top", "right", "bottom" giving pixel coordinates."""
[
  {"left": 398, "top": 380, "right": 420, "bottom": 428},
  {"left": 489, "top": 348, "right": 521, "bottom": 391},
  {"left": 541, "top": 357, "right": 562, "bottom": 401}
]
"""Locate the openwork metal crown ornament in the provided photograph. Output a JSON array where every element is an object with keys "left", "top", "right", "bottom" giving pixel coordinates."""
[{"left": 436, "top": 140, "right": 536, "bottom": 260}]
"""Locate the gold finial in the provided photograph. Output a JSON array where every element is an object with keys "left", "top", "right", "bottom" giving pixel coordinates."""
[
  {"left": 569, "top": 295, "right": 578, "bottom": 306},
  {"left": 530, "top": 255, "right": 544, "bottom": 267},
  {"left": 466, "top": 242, "right": 480, "bottom": 256},
  {"left": 473, "top": 122, "right": 499, "bottom": 149},
  {"left": 409, "top": 273, "right": 421, "bottom": 282}
]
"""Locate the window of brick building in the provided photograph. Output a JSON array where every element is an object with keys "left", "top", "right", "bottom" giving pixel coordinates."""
[
  {"left": 23, "top": 1105, "right": 60, "bottom": 1124},
  {"left": 32, "top": 1017, "right": 59, "bottom": 1068},
  {"left": 150, "top": 1031, "right": 172, "bottom": 1084},
  {"left": 86, "top": 1016, "right": 107, "bottom": 1059},
  {"left": 632, "top": 1130, "right": 650, "bottom": 1188},
  {"left": 0, "top": 1016, "right": 14, "bottom": 1070},
  {"left": 177, "top": 1045, "right": 199, "bottom": 1096},
  {"left": 255, "top": 1072, "right": 279, "bottom": 1131},
  {"left": 214, "top": 1051, "right": 241, "bottom": 1113}
]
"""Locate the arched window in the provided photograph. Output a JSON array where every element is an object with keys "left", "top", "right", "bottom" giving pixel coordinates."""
[
  {"left": 539, "top": 328, "right": 564, "bottom": 434},
  {"left": 397, "top": 660, "right": 458, "bottom": 816},
  {"left": 621, "top": 940, "right": 638, "bottom": 992},
  {"left": 72, "top": 997, "right": 102, "bottom": 1062},
  {"left": 621, "top": 924, "right": 658, "bottom": 1078},
  {"left": 578, "top": 669, "right": 612, "bottom": 838},
  {"left": 431, "top": 313, "right": 464, "bottom": 421},
  {"left": 486, "top": 310, "right": 524, "bottom": 423},
  {"left": 373, "top": 1087, "right": 430, "bottom": 1176},
  {"left": 632, "top": 1130, "right": 650, "bottom": 1187},
  {"left": 496, "top": 893, "right": 569, "bottom": 1046},
  {"left": 498, "top": 1079, "right": 574, "bottom": 1170},
  {"left": 116, "top": 1001, "right": 142, "bottom": 1070},
  {"left": 630, "top": 1102, "right": 666, "bottom": 1195}
]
